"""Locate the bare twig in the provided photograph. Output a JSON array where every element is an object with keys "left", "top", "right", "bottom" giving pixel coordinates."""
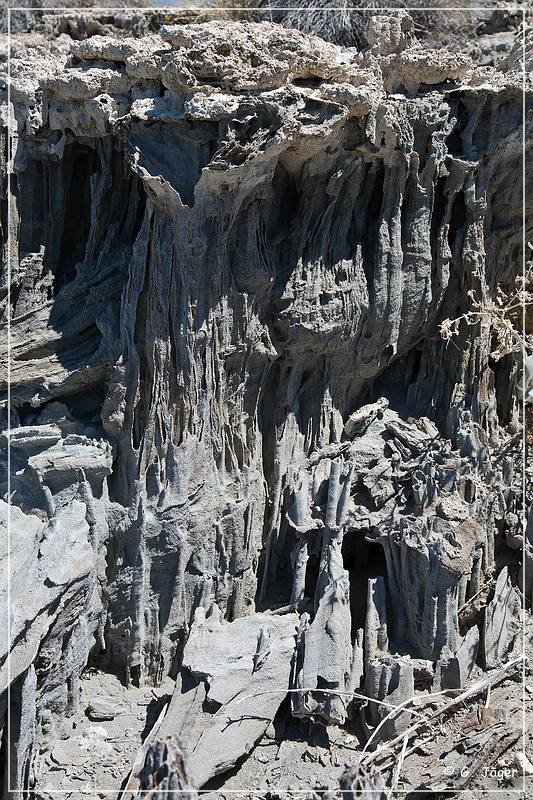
[
  {"left": 390, "top": 734, "right": 408, "bottom": 792},
  {"left": 364, "top": 656, "right": 525, "bottom": 773},
  {"left": 234, "top": 687, "right": 430, "bottom": 724},
  {"left": 458, "top": 579, "right": 494, "bottom": 613},
  {"left": 439, "top": 264, "right": 533, "bottom": 360}
]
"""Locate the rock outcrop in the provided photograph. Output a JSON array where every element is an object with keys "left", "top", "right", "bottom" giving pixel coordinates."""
[
  {"left": 134, "top": 736, "right": 197, "bottom": 800},
  {"left": 0, "top": 10, "right": 530, "bottom": 797}
]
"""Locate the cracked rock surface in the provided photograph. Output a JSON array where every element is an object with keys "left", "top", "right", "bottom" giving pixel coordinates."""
[{"left": 0, "top": 9, "right": 532, "bottom": 799}]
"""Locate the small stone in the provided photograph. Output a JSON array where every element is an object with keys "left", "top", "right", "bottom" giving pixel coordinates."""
[
  {"left": 514, "top": 752, "right": 533, "bottom": 776},
  {"left": 51, "top": 742, "right": 88, "bottom": 768},
  {"left": 86, "top": 700, "right": 118, "bottom": 721}
]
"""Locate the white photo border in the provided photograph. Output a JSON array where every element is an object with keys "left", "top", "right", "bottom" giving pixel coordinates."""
[{"left": 5, "top": 3, "right": 529, "bottom": 794}]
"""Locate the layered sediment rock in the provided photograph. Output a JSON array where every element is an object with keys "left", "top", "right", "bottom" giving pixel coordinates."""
[{"left": 0, "top": 11, "right": 530, "bottom": 796}]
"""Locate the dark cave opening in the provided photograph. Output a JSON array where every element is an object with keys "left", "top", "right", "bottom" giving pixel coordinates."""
[
  {"left": 54, "top": 143, "right": 97, "bottom": 293},
  {"left": 446, "top": 100, "right": 469, "bottom": 157},
  {"left": 358, "top": 161, "right": 385, "bottom": 300},
  {"left": 430, "top": 175, "right": 447, "bottom": 269},
  {"left": 14, "top": 143, "right": 98, "bottom": 312},
  {"left": 13, "top": 387, "right": 106, "bottom": 429},
  {"left": 305, "top": 551, "right": 320, "bottom": 600},
  {"left": 493, "top": 351, "right": 518, "bottom": 426},
  {"left": 275, "top": 160, "right": 301, "bottom": 231},
  {"left": 447, "top": 188, "right": 467, "bottom": 257},
  {"left": 125, "top": 121, "right": 218, "bottom": 208},
  {"left": 342, "top": 532, "right": 387, "bottom": 641},
  {"left": 18, "top": 158, "right": 47, "bottom": 254}
]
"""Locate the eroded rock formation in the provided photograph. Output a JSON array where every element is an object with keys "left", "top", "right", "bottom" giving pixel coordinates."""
[{"left": 0, "top": 10, "right": 530, "bottom": 798}]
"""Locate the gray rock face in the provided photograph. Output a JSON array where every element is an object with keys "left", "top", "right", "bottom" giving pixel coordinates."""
[
  {"left": 0, "top": 11, "right": 529, "bottom": 796},
  {"left": 482, "top": 567, "right": 521, "bottom": 670},
  {"left": 434, "top": 625, "right": 479, "bottom": 692},
  {"left": 158, "top": 605, "right": 298, "bottom": 786},
  {"left": 135, "top": 736, "right": 198, "bottom": 800}
]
